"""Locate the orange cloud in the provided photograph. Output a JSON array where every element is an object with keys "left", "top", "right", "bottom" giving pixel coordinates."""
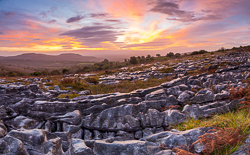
[{"left": 97, "top": 0, "right": 147, "bottom": 20}]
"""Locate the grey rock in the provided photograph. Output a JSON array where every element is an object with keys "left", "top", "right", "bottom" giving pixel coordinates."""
[
  {"left": 43, "top": 137, "right": 64, "bottom": 155},
  {"left": 14, "top": 116, "right": 38, "bottom": 129},
  {"left": 0, "top": 120, "right": 7, "bottom": 138},
  {"left": 190, "top": 88, "right": 215, "bottom": 104},
  {"left": 143, "top": 128, "right": 155, "bottom": 138},
  {"left": 28, "top": 101, "right": 80, "bottom": 120},
  {"left": 94, "top": 130, "right": 102, "bottom": 140},
  {"left": 146, "top": 128, "right": 208, "bottom": 150},
  {"left": 163, "top": 109, "right": 188, "bottom": 125},
  {"left": 155, "top": 150, "right": 173, "bottom": 155},
  {"left": 214, "top": 91, "right": 230, "bottom": 101},
  {"left": 66, "top": 125, "right": 83, "bottom": 139},
  {"left": 115, "top": 131, "right": 134, "bottom": 141},
  {"left": 145, "top": 89, "right": 166, "bottom": 101},
  {"left": 0, "top": 135, "right": 28, "bottom": 155},
  {"left": 165, "top": 86, "right": 180, "bottom": 96},
  {"left": 178, "top": 91, "right": 194, "bottom": 105},
  {"left": 84, "top": 129, "right": 92, "bottom": 140},
  {"left": 67, "top": 138, "right": 95, "bottom": 155},
  {"left": 182, "top": 104, "right": 201, "bottom": 120},
  {"left": 147, "top": 109, "right": 164, "bottom": 127},
  {"left": 93, "top": 140, "right": 147, "bottom": 155},
  {"left": 135, "top": 130, "right": 143, "bottom": 139},
  {"left": 161, "top": 76, "right": 188, "bottom": 88},
  {"left": 49, "top": 110, "right": 81, "bottom": 125},
  {"left": 7, "top": 129, "right": 47, "bottom": 153}
]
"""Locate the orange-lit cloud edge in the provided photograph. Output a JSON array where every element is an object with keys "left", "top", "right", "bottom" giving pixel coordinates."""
[{"left": 0, "top": 0, "right": 250, "bottom": 57}]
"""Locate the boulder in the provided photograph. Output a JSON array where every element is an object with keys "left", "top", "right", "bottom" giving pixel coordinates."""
[
  {"left": 7, "top": 129, "right": 47, "bottom": 152},
  {"left": 0, "top": 135, "right": 28, "bottom": 155}
]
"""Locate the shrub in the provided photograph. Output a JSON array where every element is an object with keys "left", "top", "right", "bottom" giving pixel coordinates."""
[
  {"left": 192, "top": 127, "right": 245, "bottom": 155},
  {"left": 50, "top": 70, "right": 60, "bottom": 75},
  {"left": 72, "top": 82, "right": 87, "bottom": 91},
  {"left": 129, "top": 56, "right": 138, "bottom": 64},
  {"left": 32, "top": 71, "right": 41, "bottom": 76},
  {"left": 85, "top": 77, "right": 99, "bottom": 84},
  {"left": 190, "top": 50, "right": 208, "bottom": 55}
]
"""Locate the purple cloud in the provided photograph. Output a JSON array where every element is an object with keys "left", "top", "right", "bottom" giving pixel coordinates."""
[
  {"left": 40, "top": 12, "right": 47, "bottom": 18},
  {"left": 105, "top": 19, "right": 122, "bottom": 22},
  {"left": 60, "top": 25, "right": 123, "bottom": 47},
  {"left": 48, "top": 19, "right": 57, "bottom": 24},
  {"left": 1, "top": 11, "right": 15, "bottom": 16},
  {"left": 150, "top": 0, "right": 223, "bottom": 22},
  {"left": 90, "top": 13, "right": 109, "bottom": 18},
  {"left": 0, "top": 32, "right": 3, "bottom": 35},
  {"left": 66, "top": 15, "right": 84, "bottom": 23}
]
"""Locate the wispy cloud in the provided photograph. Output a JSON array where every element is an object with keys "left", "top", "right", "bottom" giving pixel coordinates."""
[
  {"left": 60, "top": 25, "right": 123, "bottom": 47},
  {"left": 89, "top": 13, "right": 109, "bottom": 18},
  {"left": 66, "top": 15, "right": 84, "bottom": 23}
]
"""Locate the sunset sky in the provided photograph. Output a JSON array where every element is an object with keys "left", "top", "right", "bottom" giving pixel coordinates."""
[{"left": 0, "top": 0, "right": 250, "bottom": 59}]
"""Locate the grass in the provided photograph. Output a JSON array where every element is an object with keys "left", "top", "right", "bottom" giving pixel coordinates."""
[
  {"left": 87, "top": 76, "right": 172, "bottom": 94},
  {"left": 173, "top": 109, "right": 250, "bottom": 155},
  {"left": 57, "top": 93, "right": 80, "bottom": 99}
]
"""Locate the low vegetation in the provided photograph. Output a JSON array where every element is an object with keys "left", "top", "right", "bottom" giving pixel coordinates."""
[{"left": 172, "top": 79, "right": 250, "bottom": 155}]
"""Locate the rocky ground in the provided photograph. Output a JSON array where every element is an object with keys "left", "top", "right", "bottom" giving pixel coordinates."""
[{"left": 1, "top": 52, "right": 250, "bottom": 154}]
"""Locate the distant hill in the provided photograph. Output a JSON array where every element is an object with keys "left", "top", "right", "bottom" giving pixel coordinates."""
[
  {"left": 0, "top": 53, "right": 100, "bottom": 62},
  {"left": 0, "top": 53, "right": 102, "bottom": 73}
]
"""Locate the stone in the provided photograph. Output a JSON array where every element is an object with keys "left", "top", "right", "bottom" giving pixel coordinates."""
[
  {"left": 182, "top": 104, "right": 201, "bottom": 120},
  {"left": 161, "top": 77, "right": 188, "bottom": 88},
  {"left": 84, "top": 129, "right": 92, "bottom": 140},
  {"left": 0, "top": 120, "right": 7, "bottom": 138},
  {"left": 190, "top": 88, "right": 215, "bottom": 104},
  {"left": 146, "top": 128, "right": 209, "bottom": 149},
  {"left": 93, "top": 140, "right": 147, "bottom": 155},
  {"left": 66, "top": 125, "right": 83, "bottom": 139},
  {"left": 66, "top": 138, "right": 95, "bottom": 155},
  {"left": 163, "top": 109, "right": 188, "bottom": 125},
  {"left": 94, "top": 130, "right": 102, "bottom": 140},
  {"left": 165, "top": 86, "right": 180, "bottom": 96},
  {"left": 14, "top": 116, "right": 39, "bottom": 129},
  {"left": 135, "top": 130, "right": 143, "bottom": 139},
  {"left": 0, "top": 135, "right": 28, "bottom": 155},
  {"left": 143, "top": 128, "right": 155, "bottom": 138},
  {"left": 155, "top": 150, "right": 173, "bottom": 155},
  {"left": 43, "top": 137, "right": 64, "bottom": 155},
  {"left": 145, "top": 89, "right": 166, "bottom": 101},
  {"left": 147, "top": 109, "right": 164, "bottom": 127},
  {"left": 115, "top": 131, "right": 134, "bottom": 141},
  {"left": 178, "top": 91, "right": 194, "bottom": 105},
  {"left": 49, "top": 110, "right": 81, "bottom": 125}
]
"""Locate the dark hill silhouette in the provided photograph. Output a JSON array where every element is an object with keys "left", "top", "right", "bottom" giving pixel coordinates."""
[{"left": 0, "top": 53, "right": 100, "bottom": 62}]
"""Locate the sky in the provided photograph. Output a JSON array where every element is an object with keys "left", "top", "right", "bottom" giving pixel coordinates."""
[{"left": 0, "top": 0, "right": 250, "bottom": 59}]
